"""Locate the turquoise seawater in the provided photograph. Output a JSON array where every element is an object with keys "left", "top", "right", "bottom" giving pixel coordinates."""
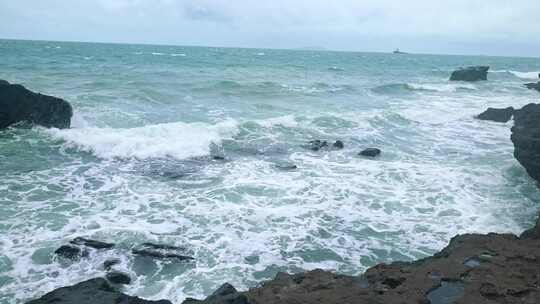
[{"left": 1, "top": 39, "right": 540, "bottom": 303}]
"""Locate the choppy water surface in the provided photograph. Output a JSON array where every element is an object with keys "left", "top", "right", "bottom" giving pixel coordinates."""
[{"left": 1, "top": 39, "right": 540, "bottom": 303}]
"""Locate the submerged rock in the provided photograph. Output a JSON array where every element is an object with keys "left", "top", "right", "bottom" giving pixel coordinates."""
[
  {"left": 132, "top": 242, "right": 194, "bottom": 261},
  {"left": 25, "top": 278, "right": 171, "bottom": 304},
  {"left": 511, "top": 103, "right": 540, "bottom": 182},
  {"left": 70, "top": 237, "right": 115, "bottom": 250},
  {"left": 274, "top": 162, "right": 298, "bottom": 171},
  {"left": 476, "top": 107, "right": 514, "bottom": 123},
  {"left": 54, "top": 245, "right": 88, "bottom": 261},
  {"left": 359, "top": 148, "right": 381, "bottom": 157},
  {"left": 306, "top": 140, "right": 328, "bottom": 151},
  {"left": 450, "top": 66, "right": 489, "bottom": 81},
  {"left": 525, "top": 82, "right": 540, "bottom": 92},
  {"left": 0, "top": 80, "right": 72, "bottom": 129},
  {"left": 106, "top": 271, "right": 131, "bottom": 285},
  {"left": 183, "top": 283, "right": 249, "bottom": 304}
]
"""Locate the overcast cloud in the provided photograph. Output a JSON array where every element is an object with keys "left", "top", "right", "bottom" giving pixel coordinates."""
[{"left": 1, "top": 0, "right": 539, "bottom": 56}]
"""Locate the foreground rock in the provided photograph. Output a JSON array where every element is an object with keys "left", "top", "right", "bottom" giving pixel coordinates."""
[
  {"left": 511, "top": 103, "right": 540, "bottom": 182},
  {"left": 182, "top": 224, "right": 540, "bottom": 304},
  {"left": 0, "top": 80, "right": 72, "bottom": 129},
  {"left": 525, "top": 82, "right": 540, "bottom": 92},
  {"left": 450, "top": 66, "right": 489, "bottom": 81},
  {"left": 183, "top": 283, "right": 249, "bottom": 304},
  {"left": 476, "top": 106, "right": 514, "bottom": 123},
  {"left": 26, "top": 278, "right": 170, "bottom": 304}
]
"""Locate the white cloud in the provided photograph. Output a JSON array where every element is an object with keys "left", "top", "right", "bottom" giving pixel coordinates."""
[{"left": 0, "top": 0, "right": 539, "bottom": 56}]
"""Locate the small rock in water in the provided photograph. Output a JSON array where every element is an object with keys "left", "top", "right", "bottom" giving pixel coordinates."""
[
  {"left": 524, "top": 81, "right": 540, "bottom": 92},
  {"left": 449, "top": 66, "right": 489, "bottom": 81},
  {"left": 106, "top": 271, "right": 131, "bottom": 285},
  {"left": 274, "top": 162, "right": 298, "bottom": 170},
  {"left": 332, "top": 140, "right": 344, "bottom": 149},
  {"left": 475, "top": 107, "right": 514, "bottom": 123},
  {"left": 54, "top": 245, "right": 88, "bottom": 260},
  {"left": 132, "top": 242, "right": 194, "bottom": 261},
  {"left": 307, "top": 140, "right": 328, "bottom": 151},
  {"left": 70, "top": 237, "right": 115, "bottom": 250},
  {"left": 103, "top": 258, "right": 121, "bottom": 271},
  {"left": 359, "top": 148, "right": 381, "bottom": 157}
]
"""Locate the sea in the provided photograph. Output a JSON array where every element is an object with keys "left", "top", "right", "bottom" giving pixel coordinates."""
[{"left": 1, "top": 39, "right": 540, "bottom": 303}]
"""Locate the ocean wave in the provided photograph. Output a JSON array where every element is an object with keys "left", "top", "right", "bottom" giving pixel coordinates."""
[
  {"left": 491, "top": 70, "right": 540, "bottom": 80},
  {"left": 372, "top": 82, "right": 477, "bottom": 94},
  {"left": 44, "top": 119, "right": 239, "bottom": 160},
  {"left": 254, "top": 115, "right": 299, "bottom": 128}
]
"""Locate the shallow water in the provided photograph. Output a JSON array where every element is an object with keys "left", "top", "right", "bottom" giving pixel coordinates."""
[{"left": 1, "top": 39, "right": 540, "bottom": 303}]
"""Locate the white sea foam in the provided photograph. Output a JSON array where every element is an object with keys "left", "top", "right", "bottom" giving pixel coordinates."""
[
  {"left": 44, "top": 119, "right": 239, "bottom": 160},
  {"left": 255, "top": 115, "right": 298, "bottom": 128},
  {"left": 491, "top": 70, "right": 540, "bottom": 80},
  {"left": 171, "top": 53, "right": 187, "bottom": 57},
  {"left": 407, "top": 83, "right": 477, "bottom": 92},
  {"left": 152, "top": 52, "right": 165, "bottom": 56}
]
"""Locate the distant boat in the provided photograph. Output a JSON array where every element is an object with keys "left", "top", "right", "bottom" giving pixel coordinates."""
[{"left": 393, "top": 48, "right": 408, "bottom": 54}]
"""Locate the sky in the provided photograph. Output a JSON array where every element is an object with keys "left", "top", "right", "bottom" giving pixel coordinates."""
[{"left": 1, "top": 0, "right": 539, "bottom": 57}]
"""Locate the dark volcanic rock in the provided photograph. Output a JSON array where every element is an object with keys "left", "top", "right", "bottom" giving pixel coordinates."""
[
  {"left": 106, "top": 271, "right": 131, "bottom": 285},
  {"left": 0, "top": 80, "right": 72, "bottom": 129},
  {"left": 359, "top": 148, "right": 381, "bottom": 157},
  {"left": 228, "top": 230, "right": 539, "bottom": 304},
  {"left": 183, "top": 283, "right": 249, "bottom": 304},
  {"left": 306, "top": 140, "right": 328, "bottom": 151},
  {"left": 70, "top": 237, "right": 115, "bottom": 249},
  {"left": 450, "top": 66, "right": 489, "bottom": 81},
  {"left": 103, "top": 258, "right": 121, "bottom": 271},
  {"left": 25, "top": 278, "right": 171, "bottom": 304},
  {"left": 332, "top": 140, "right": 344, "bottom": 149},
  {"left": 511, "top": 103, "right": 540, "bottom": 182},
  {"left": 476, "top": 107, "right": 514, "bottom": 123},
  {"left": 525, "top": 81, "right": 540, "bottom": 92},
  {"left": 54, "top": 245, "right": 88, "bottom": 260},
  {"left": 132, "top": 242, "right": 194, "bottom": 261}
]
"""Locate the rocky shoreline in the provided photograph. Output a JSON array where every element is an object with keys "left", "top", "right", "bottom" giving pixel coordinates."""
[{"left": 5, "top": 70, "right": 540, "bottom": 303}]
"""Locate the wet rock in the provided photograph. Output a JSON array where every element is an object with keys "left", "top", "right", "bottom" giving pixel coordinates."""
[
  {"left": 332, "top": 140, "right": 344, "bottom": 149},
  {"left": 25, "top": 278, "right": 171, "bottom": 304},
  {"left": 54, "top": 245, "right": 88, "bottom": 261},
  {"left": 0, "top": 80, "right": 72, "bottom": 129},
  {"left": 183, "top": 283, "right": 249, "bottom": 304},
  {"left": 70, "top": 237, "right": 115, "bottom": 250},
  {"left": 449, "top": 66, "right": 489, "bottom": 81},
  {"left": 106, "top": 271, "right": 131, "bottom": 285},
  {"left": 359, "top": 148, "right": 381, "bottom": 157},
  {"left": 476, "top": 107, "right": 514, "bottom": 123},
  {"left": 511, "top": 103, "right": 540, "bottom": 182},
  {"left": 426, "top": 280, "right": 465, "bottom": 304},
  {"left": 525, "top": 82, "right": 540, "bottom": 92},
  {"left": 132, "top": 243, "right": 194, "bottom": 261},
  {"left": 0, "top": 80, "right": 9, "bottom": 85},
  {"left": 520, "top": 217, "right": 540, "bottom": 239},
  {"left": 103, "top": 258, "right": 121, "bottom": 271},
  {"left": 306, "top": 140, "right": 328, "bottom": 151}
]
